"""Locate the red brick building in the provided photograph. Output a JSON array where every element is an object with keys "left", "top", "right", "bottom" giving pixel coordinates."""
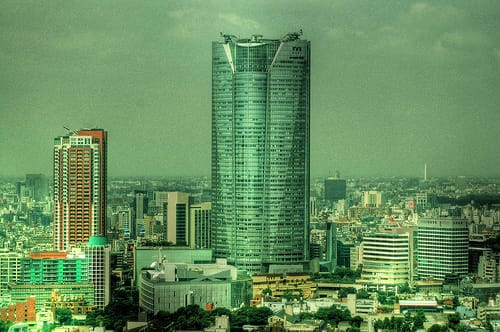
[{"left": 0, "top": 297, "right": 36, "bottom": 323}]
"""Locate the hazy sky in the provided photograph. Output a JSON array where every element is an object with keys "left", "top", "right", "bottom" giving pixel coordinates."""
[{"left": 1, "top": 0, "right": 499, "bottom": 178}]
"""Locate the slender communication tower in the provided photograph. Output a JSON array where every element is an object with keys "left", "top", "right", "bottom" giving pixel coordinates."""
[{"left": 424, "top": 163, "right": 427, "bottom": 181}]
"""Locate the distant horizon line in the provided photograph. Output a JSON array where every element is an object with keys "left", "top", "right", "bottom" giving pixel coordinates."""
[{"left": 1, "top": 173, "right": 500, "bottom": 180}]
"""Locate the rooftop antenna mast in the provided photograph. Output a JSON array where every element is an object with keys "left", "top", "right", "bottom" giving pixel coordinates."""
[
  {"left": 63, "top": 126, "right": 77, "bottom": 135},
  {"left": 281, "top": 29, "right": 303, "bottom": 42},
  {"left": 220, "top": 32, "right": 238, "bottom": 43}
]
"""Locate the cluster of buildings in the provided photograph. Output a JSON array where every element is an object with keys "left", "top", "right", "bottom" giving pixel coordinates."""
[{"left": 0, "top": 32, "right": 499, "bottom": 332}]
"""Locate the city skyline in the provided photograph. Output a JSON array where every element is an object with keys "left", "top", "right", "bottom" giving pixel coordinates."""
[{"left": 1, "top": 1, "right": 499, "bottom": 178}]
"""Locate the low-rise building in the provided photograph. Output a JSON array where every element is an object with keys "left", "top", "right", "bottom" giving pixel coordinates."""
[
  {"left": 399, "top": 300, "right": 441, "bottom": 313},
  {"left": 13, "top": 239, "right": 110, "bottom": 310},
  {"left": 477, "top": 295, "right": 500, "bottom": 324},
  {"left": 45, "top": 289, "right": 96, "bottom": 316},
  {"left": 0, "top": 296, "right": 35, "bottom": 323},
  {"left": 133, "top": 247, "right": 213, "bottom": 285},
  {"left": 268, "top": 314, "right": 324, "bottom": 332},
  {"left": 355, "top": 299, "right": 376, "bottom": 315},
  {"left": 139, "top": 258, "right": 251, "bottom": 314},
  {"left": 204, "top": 315, "right": 230, "bottom": 332},
  {"left": 252, "top": 273, "right": 316, "bottom": 302},
  {"left": 478, "top": 251, "right": 500, "bottom": 282},
  {"left": 9, "top": 283, "right": 95, "bottom": 312}
]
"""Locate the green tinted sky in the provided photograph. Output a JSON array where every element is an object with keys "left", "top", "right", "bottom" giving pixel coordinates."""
[{"left": 1, "top": 0, "right": 499, "bottom": 177}]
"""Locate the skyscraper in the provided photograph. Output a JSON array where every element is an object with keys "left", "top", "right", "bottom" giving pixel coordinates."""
[
  {"left": 165, "top": 192, "right": 190, "bottom": 246},
  {"left": 53, "top": 129, "right": 107, "bottom": 251},
  {"left": 190, "top": 202, "right": 212, "bottom": 249},
  {"left": 25, "top": 173, "right": 48, "bottom": 202},
  {"left": 211, "top": 33, "right": 310, "bottom": 273},
  {"left": 324, "top": 177, "right": 346, "bottom": 202},
  {"left": 417, "top": 214, "right": 469, "bottom": 280},
  {"left": 133, "top": 190, "right": 148, "bottom": 239}
]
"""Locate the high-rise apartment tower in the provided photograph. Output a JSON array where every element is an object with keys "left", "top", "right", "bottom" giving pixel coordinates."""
[
  {"left": 53, "top": 129, "right": 107, "bottom": 250},
  {"left": 212, "top": 33, "right": 310, "bottom": 273}
]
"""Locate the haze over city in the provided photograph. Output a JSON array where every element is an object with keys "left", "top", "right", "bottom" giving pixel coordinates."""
[{"left": 1, "top": 0, "right": 499, "bottom": 178}]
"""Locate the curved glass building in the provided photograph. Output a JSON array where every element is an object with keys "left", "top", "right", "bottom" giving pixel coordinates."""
[{"left": 211, "top": 33, "right": 310, "bottom": 273}]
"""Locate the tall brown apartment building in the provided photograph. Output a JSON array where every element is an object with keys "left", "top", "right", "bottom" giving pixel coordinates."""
[{"left": 53, "top": 129, "right": 107, "bottom": 250}]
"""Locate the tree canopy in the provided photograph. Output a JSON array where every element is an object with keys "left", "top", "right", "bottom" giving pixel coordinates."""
[
  {"left": 373, "top": 311, "right": 426, "bottom": 332},
  {"left": 315, "top": 306, "right": 352, "bottom": 327},
  {"left": 427, "top": 324, "right": 449, "bottom": 332},
  {"left": 312, "top": 267, "right": 361, "bottom": 283},
  {"left": 133, "top": 305, "right": 273, "bottom": 332},
  {"left": 0, "top": 321, "right": 13, "bottom": 332},
  {"left": 85, "top": 288, "right": 139, "bottom": 331},
  {"left": 338, "top": 287, "right": 357, "bottom": 299},
  {"left": 231, "top": 306, "right": 274, "bottom": 331},
  {"left": 55, "top": 308, "right": 72, "bottom": 325}
]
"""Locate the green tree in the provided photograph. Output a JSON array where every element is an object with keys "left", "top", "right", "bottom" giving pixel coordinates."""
[
  {"left": 231, "top": 306, "right": 273, "bottom": 331},
  {"left": 314, "top": 305, "right": 351, "bottom": 328},
  {"left": 401, "top": 311, "right": 414, "bottom": 332},
  {"left": 374, "top": 317, "right": 390, "bottom": 331},
  {"left": 338, "top": 287, "right": 357, "bottom": 299},
  {"left": 448, "top": 312, "right": 461, "bottom": 330},
  {"left": 311, "top": 267, "right": 362, "bottom": 283},
  {"left": 413, "top": 310, "right": 426, "bottom": 330},
  {"left": 377, "top": 292, "right": 387, "bottom": 304},
  {"left": 262, "top": 288, "right": 272, "bottom": 297},
  {"left": 427, "top": 324, "right": 448, "bottom": 332},
  {"left": 351, "top": 315, "right": 363, "bottom": 328},
  {"left": 55, "top": 308, "right": 73, "bottom": 325},
  {"left": 103, "top": 289, "right": 140, "bottom": 331},
  {"left": 297, "top": 312, "right": 315, "bottom": 322},
  {"left": 148, "top": 311, "right": 175, "bottom": 331},
  {"left": 398, "top": 283, "right": 412, "bottom": 294},
  {"left": 391, "top": 316, "right": 405, "bottom": 331},
  {"left": 40, "top": 322, "right": 56, "bottom": 332},
  {"left": 373, "top": 312, "right": 426, "bottom": 332},
  {"left": 0, "top": 320, "right": 13, "bottom": 332},
  {"left": 486, "top": 233, "right": 500, "bottom": 252},
  {"left": 175, "top": 304, "right": 212, "bottom": 330},
  {"left": 356, "top": 289, "right": 370, "bottom": 299},
  {"left": 85, "top": 308, "right": 105, "bottom": 327},
  {"left": 208, "top": 307, "right": 232, "bottom": 320},
  {"left": 283, "top": 290, "right": 295, "bottom": 301},
  {"left": 347, "top": 327, "right": 361, "bottom": 332}
]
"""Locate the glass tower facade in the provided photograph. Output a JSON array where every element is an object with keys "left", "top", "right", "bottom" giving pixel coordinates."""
[{"left": 211, "top": 33, "right": 310, "bottom": 273}]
